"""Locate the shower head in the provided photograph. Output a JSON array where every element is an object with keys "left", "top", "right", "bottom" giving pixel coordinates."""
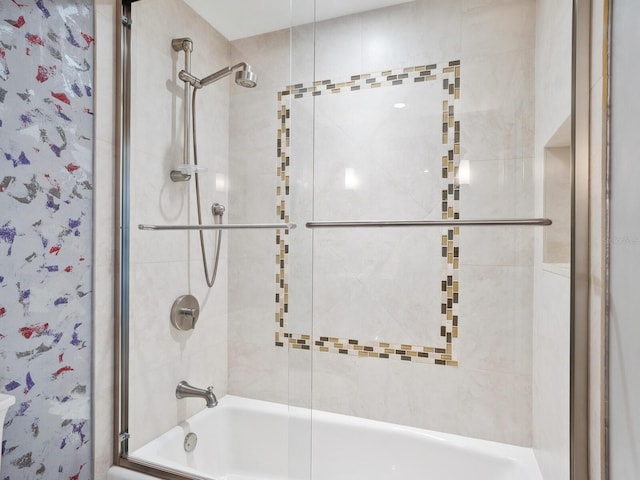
[
  {"left": 198, "top": 62, "right": 257, "bottom": 89},
  {"left": 235, "top": 68, "right": 257, "bottom": 88}
]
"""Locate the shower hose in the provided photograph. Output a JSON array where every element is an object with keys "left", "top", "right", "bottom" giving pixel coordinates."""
[{"left": 191, "top": 87, "right": 223, "bottom": 288}]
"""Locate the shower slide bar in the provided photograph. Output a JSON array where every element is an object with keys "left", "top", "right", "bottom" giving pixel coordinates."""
[
  {"left": 138, "top": 223, "right": 296, "bottom": 231},
  {"left": 305, "top": 218, "right": 552, "bottom": 228}
]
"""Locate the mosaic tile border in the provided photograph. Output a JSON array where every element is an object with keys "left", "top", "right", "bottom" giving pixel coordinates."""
[{"left": 275, "top": 61, "right": 461, "bottom": 366}]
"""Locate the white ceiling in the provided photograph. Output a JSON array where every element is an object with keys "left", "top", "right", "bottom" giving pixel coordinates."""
[{"left": 182, "top": 0, "right": 413, "bottom": 41}]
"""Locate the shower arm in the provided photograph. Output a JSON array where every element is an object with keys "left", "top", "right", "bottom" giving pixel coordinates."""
[
  {"left": 171, "top": 37, "right": 194, "bottom": 182},
  {"left": 199, "top": 62, "right": 249, "bottom": 87},
  {"left": 178, "top": 62, "right": 251, "bottom": 90}
]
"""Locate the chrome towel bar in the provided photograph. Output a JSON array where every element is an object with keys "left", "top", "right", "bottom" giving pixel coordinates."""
[
  {"left": 138, "top": 223, "right": 296, "bottom": 231},
  {"left": 139, "top": 219, "right": 551, "bottom": 231},
  {"left": 305, "top": 218, "right": 552, "bottom": 228}
]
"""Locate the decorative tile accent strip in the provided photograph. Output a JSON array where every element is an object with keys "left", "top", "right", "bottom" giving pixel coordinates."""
[
  {"left": 275, "top": 61, "right": 460, "bottom": 366},
  {"left": 439, "top": 61, "right": 462, "bottom": 363},
  {"left": 277, "top": 64, "right": 438, "bottom": 102},
  {"left": 275, "top": 101, "right": 290, "bottom": 347},
  {"left": 0, "top": 2, "right": 94, "bottom": 479}
]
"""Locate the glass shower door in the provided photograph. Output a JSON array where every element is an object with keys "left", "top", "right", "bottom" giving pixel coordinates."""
[
  {"left": 284, "top": 0, "right": 572, "bottom": 478},
  {"left": 115, "top": 0, "right": 579, "bottom": 478},
  {"left": 118, "top": 0, "right": 315, "bottom": 479}
]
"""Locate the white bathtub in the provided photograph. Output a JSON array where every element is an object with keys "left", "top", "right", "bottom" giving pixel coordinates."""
[{"left": 108, "top": 395, "right": 542, "bottom": 480}]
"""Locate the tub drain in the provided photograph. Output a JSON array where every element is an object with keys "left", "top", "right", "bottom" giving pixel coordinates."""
[{"left": 184, "top": 432, "right": 198, "bottom": 452}]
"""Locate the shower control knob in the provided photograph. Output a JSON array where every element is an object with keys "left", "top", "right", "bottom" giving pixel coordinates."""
[{"left": 170, "top": 295, "right": 200, "bottom": 330}]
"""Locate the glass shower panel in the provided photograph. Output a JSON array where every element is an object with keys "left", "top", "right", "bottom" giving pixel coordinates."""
[
  {"left": 126, "top": 0, "right": 234, "bottom": 455},
  {"left": 121, "top": 1, "right": 315, "bottom": 478},
  {"left": 294, "top": 3, "right": 562, "bottom": 476},
  {"left": 286, "top": 4, "right": 316, "bottom": 480},
  {"left": 303, "top": 59, "right": 470, "bottom": 431}
]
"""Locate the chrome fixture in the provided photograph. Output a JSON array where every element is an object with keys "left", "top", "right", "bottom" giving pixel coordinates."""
[
  {"left": 171, "top": 36, "right": 256, "bottom": 290},
  {"left": 305, "top": 218, "right": 553, "bottom": 229},
  {"left": 171, "top": 46, "right": 258, "bottom": 182},
  {"left": 178, "top": 62, "right": 257, "bottom": 90},
  {"left": 171, "top": 37, "right": 194, "bottom": 183},
  {"left": 198, "top": 203, "right": 224, "bottom": 288},
  {"left": 170, "top": 169, "right": 192, "bottom": 183},
  {"left": 235, "top": 68, "right": 258, "bottom": 88},
  {"left": 170, "top": 294, "right": 200, "bottom": 331},
  {"left": 212, "top": 203, "right": 225, "bottom": 217},
  {"left": 176, "top": 381, "right": 218, "bottom": 408},
  {"left": 138, "top": 222, "right": 296, "bottom": 231},
  {"left": 183, "top": 432, "right": 198, "bottom": 453}
]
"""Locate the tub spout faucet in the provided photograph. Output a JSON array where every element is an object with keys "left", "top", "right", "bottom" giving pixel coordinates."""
[{"left": 176, "top": 381, "right": 218, "bottom": 408}]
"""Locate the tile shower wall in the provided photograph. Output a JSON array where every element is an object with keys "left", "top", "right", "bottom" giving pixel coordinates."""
[
  {"left": 0, "top": 1, "right": 93, "bottom": 479},
  {"left": 126, "top": 0, "right": 230, "bottom": 449},
  {"left": 229, "top": 0, "right": 536, "bottom": 446}
]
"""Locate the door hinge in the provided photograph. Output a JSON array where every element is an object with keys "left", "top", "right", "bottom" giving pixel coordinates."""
[
  {"left": 119, "top": 431, "right": 130, "bottom": 443},
  {"left": 121, "top": 16, "right": 132, "bottom": 28}
]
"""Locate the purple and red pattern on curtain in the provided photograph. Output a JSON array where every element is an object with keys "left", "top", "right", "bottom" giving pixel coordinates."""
[{"left": 0, "top": 1, "right": 94, "bottom": 479}]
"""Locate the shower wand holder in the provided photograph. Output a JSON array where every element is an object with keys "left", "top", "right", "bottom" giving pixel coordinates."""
[
  {"left": 170, "top": 164, "right": 208, "bottom": 182},
  {"left": 170, "top": 170, "right": 191, "bottom": 182}
]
